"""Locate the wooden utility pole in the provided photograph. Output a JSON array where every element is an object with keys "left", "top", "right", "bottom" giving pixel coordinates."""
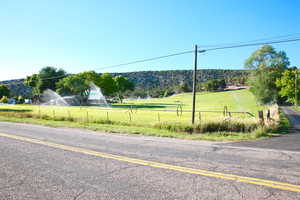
[
  {"left": 296, "top": 70, "right": 298, "bottom": 107},
  {"left": 192, "top": 45, "right": 198, "bottom": 124}
]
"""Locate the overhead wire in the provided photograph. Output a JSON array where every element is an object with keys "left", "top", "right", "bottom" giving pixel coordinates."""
[
  {"left": 1, "top": 35, "right": 300, "bottom": 85},
  {"left": 200, "top": 37, "right": 300, "bottom": 52},
  {"left": 199, "top": 33, "right": 300, "bottom": 48}
]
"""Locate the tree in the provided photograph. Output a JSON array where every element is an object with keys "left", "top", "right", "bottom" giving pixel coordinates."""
[
  {"left": 276, "top": 67, "right": 299, "bottom": 104},
  {"left": 245, "top": 45, "right": 289, "bottom": 104},
  {"left": 245, "top": 45, "right": 289, "bottom": 70},
  {"left": 56, "top": 71, "right": 99, "bottom": 103},
  {"left": 0, "top": 96, "right": 8, "bottom": 103},
  {"left": 17, "top": 96, "right": 25, "bottom": 104},
  {"left": 56, "top": 74, "right": 89, "bottom": 96},
  {"left": 218, "top": 79, "right": 226, "bottom": 89},
  {"left": 24, "top": 66, "right": 67, "bottom": 98},
  {"left": 113, "top": 75, "right": 134, "bottom": 103},
  {"left": 0, "top": 84, "right": 10, "bottom": 98},
  {"left": 175, "top": 81, "right": 190, "bottom": 93},
  {"left": 24, "top": 74, "right": 39, "bottom": 88},
  {"left": 37, "top": 66, "right": 66, "bottom": 92},
  {"left": 203, "top": 79, "right": 226, "bottom": 92},
  {"left": 97, "top": 73, "right": 117, "bottom": 96}
]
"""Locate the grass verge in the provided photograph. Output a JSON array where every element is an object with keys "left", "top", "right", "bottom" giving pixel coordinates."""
[
  {"left": 271, "top": 108, "right": 291, "bottom": 134},
  {"left": 0, "top": 105, "right": 290, "bottom": 141},
  {"left": 0, "top": 114, "right": 273, "bottom": 142}
]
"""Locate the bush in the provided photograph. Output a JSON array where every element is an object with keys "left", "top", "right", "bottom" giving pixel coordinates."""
[
  {"left": 17, "top": 96, "right": 25, "bottom": 104},
  {"left": 204, "top": 79, "right": 226, "bottom": 92},
  {"left": 195, "top": 121, "right": 259, "bottom": 133},
  {"left": 154, "top": 121, "right": 259, "bottom": 134},
  {"left": 0, "top": 96, "right": 8, "bottom": 103},
  {"left": 154, "top": 123, "right": 194, "bottom": 133}
]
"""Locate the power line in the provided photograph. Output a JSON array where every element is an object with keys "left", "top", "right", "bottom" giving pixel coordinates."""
[
  {"left": 93, "top": 50, "right": 193, "bottom": 71},
  {"left": 200, "top": 33, "right": 300, "bottom": 48},
  {"left": 200, "top": 37, "right": 300, "bottom": 52},
  {"left": 1, "top": 50, "right": 193, "bottom": 84},
  {"left": 41, "top": 50, "right": 193, "bottom": 81},
  {"left": 2, "top": 36, "right": 300, "bottom": 85},
  {"left": 40, "top": 74, "right": 69, "bottom": 81}
]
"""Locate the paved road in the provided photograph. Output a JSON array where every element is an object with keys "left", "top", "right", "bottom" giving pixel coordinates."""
[
  {"left": 226, "top": 107, "right": 300, "bottom": 152},
  {"left": 0, "top": 122, "right": 300, "bottom": 199}
]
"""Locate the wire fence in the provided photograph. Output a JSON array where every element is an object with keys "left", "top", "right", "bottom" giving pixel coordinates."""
[{"left": 17, "top": 104, "right": 257, "bottom": 126}]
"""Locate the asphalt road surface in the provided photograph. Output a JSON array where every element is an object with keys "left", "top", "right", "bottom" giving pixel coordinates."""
[
  {"left": 226, "top": 107, "right": 300, "bottom": 152},
  {"left": 0, "top": 121, "right": 300, "bottom": 199}
]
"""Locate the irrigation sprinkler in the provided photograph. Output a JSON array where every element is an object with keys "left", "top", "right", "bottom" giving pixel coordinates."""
[
  {"left": 134, "top": 106, "right": 138, "bottom": 113},
  {"left": 128, "top": 112, "right": 132, "bottom": 122},
  {"left": 176, "top": 104, "right": 183, "bottom": 117},
  {"left": 223, "top": 106, "right": 228, "bottom": 117},
  {"left": 130, "top": 105, "right": 133, "bottom": 113},
  {"left": 106, "top": 112, "right": 109, "bottom": 121}
]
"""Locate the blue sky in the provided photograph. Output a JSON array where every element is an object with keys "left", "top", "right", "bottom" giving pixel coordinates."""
[{"left": 1, "top": 0, "right": 300, "bottom": 81}]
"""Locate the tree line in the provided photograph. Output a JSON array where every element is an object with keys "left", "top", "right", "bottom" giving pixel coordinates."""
[
  {"left": 24, "top": 68, "right": 134, "bottom": 103},
  {"left": 0, "top": 69, "right": 250, "bottom": 101}
]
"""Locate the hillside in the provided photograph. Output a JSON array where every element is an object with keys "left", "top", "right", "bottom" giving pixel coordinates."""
[
  {"left": 0, "top": 79, "right": 32, "bottom": 98},
  {"left": 111, "top": 69, "right": 248, "bottom": 90},
  {"left": 0, "top": 69, "right": 249, "bottom": 98}
]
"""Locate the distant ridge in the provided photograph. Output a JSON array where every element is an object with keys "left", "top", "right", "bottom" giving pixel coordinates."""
[{"left": 0, "top": 69, "right": 249, "bottom": 97}]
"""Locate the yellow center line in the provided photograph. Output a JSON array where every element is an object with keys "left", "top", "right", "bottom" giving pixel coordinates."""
[{"left": 0, "top": 132, "right": 300, "bottom": 193}]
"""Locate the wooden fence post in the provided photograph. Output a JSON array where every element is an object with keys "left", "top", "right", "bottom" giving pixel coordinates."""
[
  {"left": 258, "top": 110, "right": 264, "bottom": 125},
  {"left": 86, "top": 111, "right": 89, "bottom": 123},
  {"left": 266, "top": 109, "right": 271, "bottom": 122}
]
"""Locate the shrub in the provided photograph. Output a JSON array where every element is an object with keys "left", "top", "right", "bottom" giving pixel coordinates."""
[
  {"left": 154, "top": 121, "right": 260, "bottom": 134},
  {"left": 17, "top": 96, "right": 25, "bottom": 104},
  {"left": 0, "top": 96, "right": 8, "bottom": 103},
  {"left": 154, "top": 123, "right": 194, "bottom": 133}
]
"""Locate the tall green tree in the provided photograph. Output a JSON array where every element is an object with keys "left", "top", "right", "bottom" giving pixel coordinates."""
[
  {"left": 276, "top": 67, "right": 299, "bottom": 104},
  {"left": 24, "top": 66, "right": 67, "bottom": 98},
  {"left": 203, "top": 79, "right": 226, "bottom": 92},
  {"left": 97, "top": 73, "right": 117, "bottom": 96},
  {"left": 245, "top": 45, "right": 289, "bottom": 104},
  {"left": 0, "top": 84, "right": 10, "bottom": 98},
  {"left": 37, "top": 66, "right": 67, "bottom": 93},
  {"left": 56, "top": 71, "right": 99, "bottom": 102},
  {"left": 113, "top": 75, "right": 134, "bottom": 103}
]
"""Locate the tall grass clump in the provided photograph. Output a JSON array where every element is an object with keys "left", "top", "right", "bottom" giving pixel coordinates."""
[
  {"left": 154, "top": 120, "right": 260, "bottom": 134},
  {"left": 153, "top": 122, "right": 194, "bottom": 133},
  {"left": 195, "top": 121, "right": 259, "bottom": 133}
]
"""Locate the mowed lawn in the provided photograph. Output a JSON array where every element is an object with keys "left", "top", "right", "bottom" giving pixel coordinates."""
[{"left": 0, "top": 89, "right": 262, "bottom": 126}]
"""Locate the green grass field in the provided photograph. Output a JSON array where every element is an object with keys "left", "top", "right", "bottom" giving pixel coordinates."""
[
  {"left": 0, "top": 89, "right": 262, "bottom": 126},
  {"left": 0, "top": 89, "right": 276, "bottom": 141}
]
